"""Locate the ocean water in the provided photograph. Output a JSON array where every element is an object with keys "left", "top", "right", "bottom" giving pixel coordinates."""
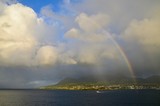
[{"left": 0, "top": 90, "right": 160, "bottom": 106}]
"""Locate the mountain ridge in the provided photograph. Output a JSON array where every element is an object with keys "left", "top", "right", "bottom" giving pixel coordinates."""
[{"left": 40, "top": 75, "right": 160, "bottom": 90}]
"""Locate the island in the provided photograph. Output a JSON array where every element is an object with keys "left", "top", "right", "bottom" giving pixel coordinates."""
[{"left": 40, "top": 75, "right": 160, "bottom": 90}]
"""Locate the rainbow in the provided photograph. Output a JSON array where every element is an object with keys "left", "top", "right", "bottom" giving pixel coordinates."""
[{"left": 103, "top": 30, "right": 136, "bottom": 82}]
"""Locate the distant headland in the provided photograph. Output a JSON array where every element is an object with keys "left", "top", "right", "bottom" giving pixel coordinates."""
[{"left": 40, "top": 75, "right": 160, "bottom": 90}]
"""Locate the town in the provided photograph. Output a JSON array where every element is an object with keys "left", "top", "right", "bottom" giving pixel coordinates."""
[{"left": 41, "top": 84, "right": 160, "bottom": 90}]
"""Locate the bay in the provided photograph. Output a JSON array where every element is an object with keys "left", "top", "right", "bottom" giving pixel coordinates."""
[{"left": 0, "top": 90, "right": 160, "bottom": 106}]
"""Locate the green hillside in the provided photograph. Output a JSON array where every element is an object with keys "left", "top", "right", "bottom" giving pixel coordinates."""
[{"left": 40, "top": 75, "right": 160, "bottom": 90}]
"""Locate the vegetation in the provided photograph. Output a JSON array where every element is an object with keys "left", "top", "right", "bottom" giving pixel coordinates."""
[{"left": 40, "top": 75, "right": 160, "bottom": 90}]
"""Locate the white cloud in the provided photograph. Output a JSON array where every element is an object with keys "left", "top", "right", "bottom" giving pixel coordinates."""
[
  {"left": 65, "top": 28, "right": 79, "bottom": 38},
  {"left": 64, "top": 12, "right": 122, "bottom": 65},
  {"left": 36, "top": 46, "right": 58, "bottom": 66},
  {"left": 75, "top": 13, "right": 109, "bottom": 32},
  {"left": 123, "top": 16, "right": 160, "bottom": 53},
  {"left": 73, "top": 0, "right": 160, "bottom": 34},
  {"left": 0, "top": 3, "right": 38, "bottom": 66},
  {"left": 1, "top": 0, "right": 160, "bottom": 74},
  {"left": 121, "top": 14, "right": 160, "bottom": 73},
  {"left": 0, "top": 3, "right": 59, "bottom": 66},
  {"left": 65, "top": 13, "right": 109, "bottom": 42},
  {"left": 1, "top": 0, "right": 160, "bottom": 88}
]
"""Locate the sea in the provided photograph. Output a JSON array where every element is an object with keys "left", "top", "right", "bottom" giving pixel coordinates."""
[{"left": 0, "top": 89, "right": 160, "bottom": 106}]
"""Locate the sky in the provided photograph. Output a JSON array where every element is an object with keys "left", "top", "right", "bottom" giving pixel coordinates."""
[{"left": 0, "top": 0, "right": 160, "bottom": 88}]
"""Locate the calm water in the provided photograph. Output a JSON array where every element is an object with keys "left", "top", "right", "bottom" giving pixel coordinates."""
[{"left": 0, "top": 90, "right": 160, "bottom": 106}]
